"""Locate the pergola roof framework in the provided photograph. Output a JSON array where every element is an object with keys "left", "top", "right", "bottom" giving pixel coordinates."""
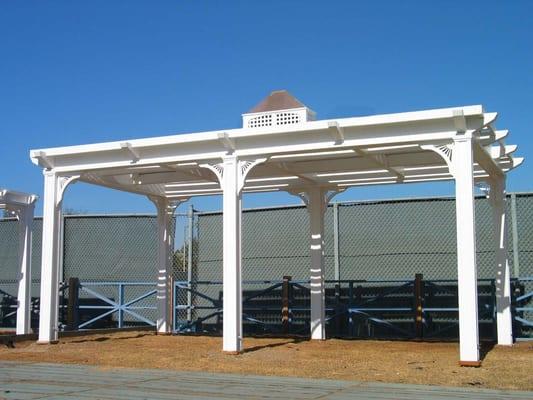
[
  {"left": 31, "top": 105, "right": 521, "bottom": 199},
  {"left": 0, "top": 189, "right": 37, "bottom": 335},
  {"left": 30, "top": 103, "right": 522, "bottom": 365}
]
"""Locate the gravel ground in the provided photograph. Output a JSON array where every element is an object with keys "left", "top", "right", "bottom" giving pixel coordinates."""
[{"left": 0, "top": 331, "right": 531, "bottom": 391}]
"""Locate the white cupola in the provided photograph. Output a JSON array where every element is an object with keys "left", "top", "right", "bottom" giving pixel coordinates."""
[{"left": 242, "top": 90, "right": 316, "bottom": 129}]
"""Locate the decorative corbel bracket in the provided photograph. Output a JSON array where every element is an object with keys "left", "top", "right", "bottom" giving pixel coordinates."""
[
  {"left": 56, "top": 175, "right": 81, "bottom": 206},
  {"left": 288, "top": 186, "right": 345, "bottom": 215},
  {"left": 237, "top": 158, "right": 267, "bottom": 192},
  {"left": 147, "top": 195, "right": 184, "bottom": 215},
  {"left": 420, "top": 144, "right": 455, "bottom": 177},
  {"left": 200, "top": 157, "right": 267, "bottom": 194}
]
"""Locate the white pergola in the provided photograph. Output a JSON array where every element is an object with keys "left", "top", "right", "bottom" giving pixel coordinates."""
[
  {"left": 30, "top": 91, "right": 522, "bottom": 365},
  {"left": 0, "top": 189, "right": 38, "bottom": 335}
]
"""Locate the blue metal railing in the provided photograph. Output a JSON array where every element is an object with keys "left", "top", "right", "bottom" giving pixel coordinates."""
[
  {"left": 1, "top": 277, "right": 531, "bottom": 340},
  {"left": 171, "top": 277, "right": 532, "bottom": 340},
  {"left": 61, "top": 281, "right": 157, "bottom": 330}
]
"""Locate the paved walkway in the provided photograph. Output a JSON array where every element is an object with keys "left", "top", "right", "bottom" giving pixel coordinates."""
[{"left": 0, "top": 361, "right": 531, "bottom": 400}]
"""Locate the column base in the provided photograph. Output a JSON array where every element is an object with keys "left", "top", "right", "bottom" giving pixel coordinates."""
[
  {"left": 496, "top": 342, "right": 513, "bottom": 347},
  {"left": 36, "top": 340, "right": 59, "bottom": 345},
  {"left": 156, "top": 332, "right": 173, "bottom": 336},
  {"left": 223, "top": 350, "right": 242, "bottom": 355},
  {"left": 458, "top": 360, "right": 481, "bottom": 367}
]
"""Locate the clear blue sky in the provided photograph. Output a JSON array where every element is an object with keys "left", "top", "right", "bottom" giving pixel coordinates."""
[{"left": 1, "top": 1, "right": 532, "bottom": 216}]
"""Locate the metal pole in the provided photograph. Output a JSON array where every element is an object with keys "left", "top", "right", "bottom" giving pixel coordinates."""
[
  {"left": 118, "top": 283, "right": 124, "bottom": 328},
  {"left": 333, "top": 202, "right": 341, "bottom": 335},
  {"left": 187, "top": 205, "right": 194, "bottom": 322},
  {"left": 333, "top": 202, "right": 341, "bottom": 285},
  {"left": 510, "top": 193, "right": 520, "bottom": 278}
]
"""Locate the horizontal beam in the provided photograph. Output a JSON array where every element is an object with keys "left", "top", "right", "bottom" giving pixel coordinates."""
[
  {"left": 30, "top": 105, "right": 498, "bottom": 173},
  {"left": 473, "top": 141, "right": 504, "bottom": 179}
]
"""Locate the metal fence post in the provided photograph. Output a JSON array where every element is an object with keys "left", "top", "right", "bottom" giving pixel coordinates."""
[
  {"left": 118, "top": 283, "right": 124, "bottom": 328},
  {"left": 187, "top": 205, "right": 194, "bottom": 322},
  {"left": 510, "top": 193, "right": 520, "bottom": 278},
  {"left": 333, "top": 203, "right": 342, "bottom": 336},
  {"left": 172, "top": 280, "right": 177, "bottom": 332},
  {"left": 333, "top": 202, "right": 341, "bottom": 292}
]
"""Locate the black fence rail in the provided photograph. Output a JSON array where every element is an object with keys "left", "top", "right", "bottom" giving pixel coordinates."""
[{"left": 174, "top": 275, "right": 532, "bottom": 341}]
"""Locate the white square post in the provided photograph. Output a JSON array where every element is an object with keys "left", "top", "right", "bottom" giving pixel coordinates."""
[
  {"left": 489, "top": 177, "right": 513, "bottom": 345},
  {"left": 453, "top": 136, "right": 480, "bottom": 365},
  {"left": 152, "top": 197, "right": 179, "bottom": 334},
  {"left": 222, "top": 155, "right": 243, "bottom": 353},
  {"left": 16, "top": 202, "right": 36, "bottom": 335},
  {"left": 307, "top": 188, "right": 326, "bottom": 340},
  {"left": 38, "top": 172, "right": 62, "bottom": 343}
]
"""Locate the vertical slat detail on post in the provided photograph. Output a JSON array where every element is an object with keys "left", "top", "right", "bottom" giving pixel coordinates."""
[
  {"left": 152, "top": 198, "right": 178, "bottom": 334},
  {"left": 308, "top": 188, "right": 326, "bottom": 340},
  {"left": 16, "top": 204, "right": 35, "bottom": 335},
  {"left": 489, "top": 177, "right": 513, "bottom": 345},
  {"left": 510, "top": 194, "right": 520, "bottom": 278},
  {"left": 454, "top": 136, "right": 480, "bottom": 365}
]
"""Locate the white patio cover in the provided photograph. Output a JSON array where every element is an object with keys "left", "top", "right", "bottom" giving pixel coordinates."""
[{"left": 30, "top": 99, "right": 522, "bottom": 365}]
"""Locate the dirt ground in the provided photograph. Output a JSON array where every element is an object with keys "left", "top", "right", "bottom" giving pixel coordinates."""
[{"left": 0, "top": 331, "right": 531, "bottom": 391}]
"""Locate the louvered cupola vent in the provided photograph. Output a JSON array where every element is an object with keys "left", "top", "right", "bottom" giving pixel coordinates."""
[{"left": 242, "top": 90, "right": 316, "bottom": 129}]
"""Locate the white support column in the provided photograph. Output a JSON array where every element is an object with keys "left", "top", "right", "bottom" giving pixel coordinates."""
[
  {"left": 453, "top": 135, "right": 480, "bottom": 365},
  {"left": 152, "top": 197, "right": 180, "bottom": 334},
  {"left": 488, "top": 177, "right": 513, "bottom": 345},
  {"left": 38, "top": 172, "right": 62, "bottom": 343},
  {"left": 307, "top": 187, "right": 327, "bottom": 340},
  {"left": 200, "top": 156, "right": 264, "bottom": 353},
  {"left": 222, "top": 155, "right": 242, "bottom": 353},
  {"left": 16, "top": 203, "right": 35, "bottom": 335}
]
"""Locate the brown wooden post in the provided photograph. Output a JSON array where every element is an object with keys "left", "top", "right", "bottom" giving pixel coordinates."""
[
  {"left": 66, "top": 277, "right": 79, "bottom": 331},
  {"left": 414, "top": 273, "right": 424, "bottom": 339},
  {"left": 281, "top": 275, "right": 291, "bottom": 334}
]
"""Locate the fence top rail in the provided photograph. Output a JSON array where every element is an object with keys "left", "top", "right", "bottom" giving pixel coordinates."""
[
  {"left": 193, "top": 191, "right": 533, "bottom": 217},
  {"left": 0, "top": 191, "right": 532, "bottom": 220},
  {"left": 77, "top": 281, "right": 157, "bottom": 286}
]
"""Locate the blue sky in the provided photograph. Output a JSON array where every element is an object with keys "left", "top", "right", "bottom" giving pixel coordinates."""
[{"left": 1, "top": 1, "right": 532, "bottom": 216}]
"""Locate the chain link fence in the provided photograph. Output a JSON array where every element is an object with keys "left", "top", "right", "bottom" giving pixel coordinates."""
[
  {"left": 195, "top": 193, "right": 532, "bottom": 282},
  {"left": 0, "top": 193, "right": 532, "bottom": 337}
]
